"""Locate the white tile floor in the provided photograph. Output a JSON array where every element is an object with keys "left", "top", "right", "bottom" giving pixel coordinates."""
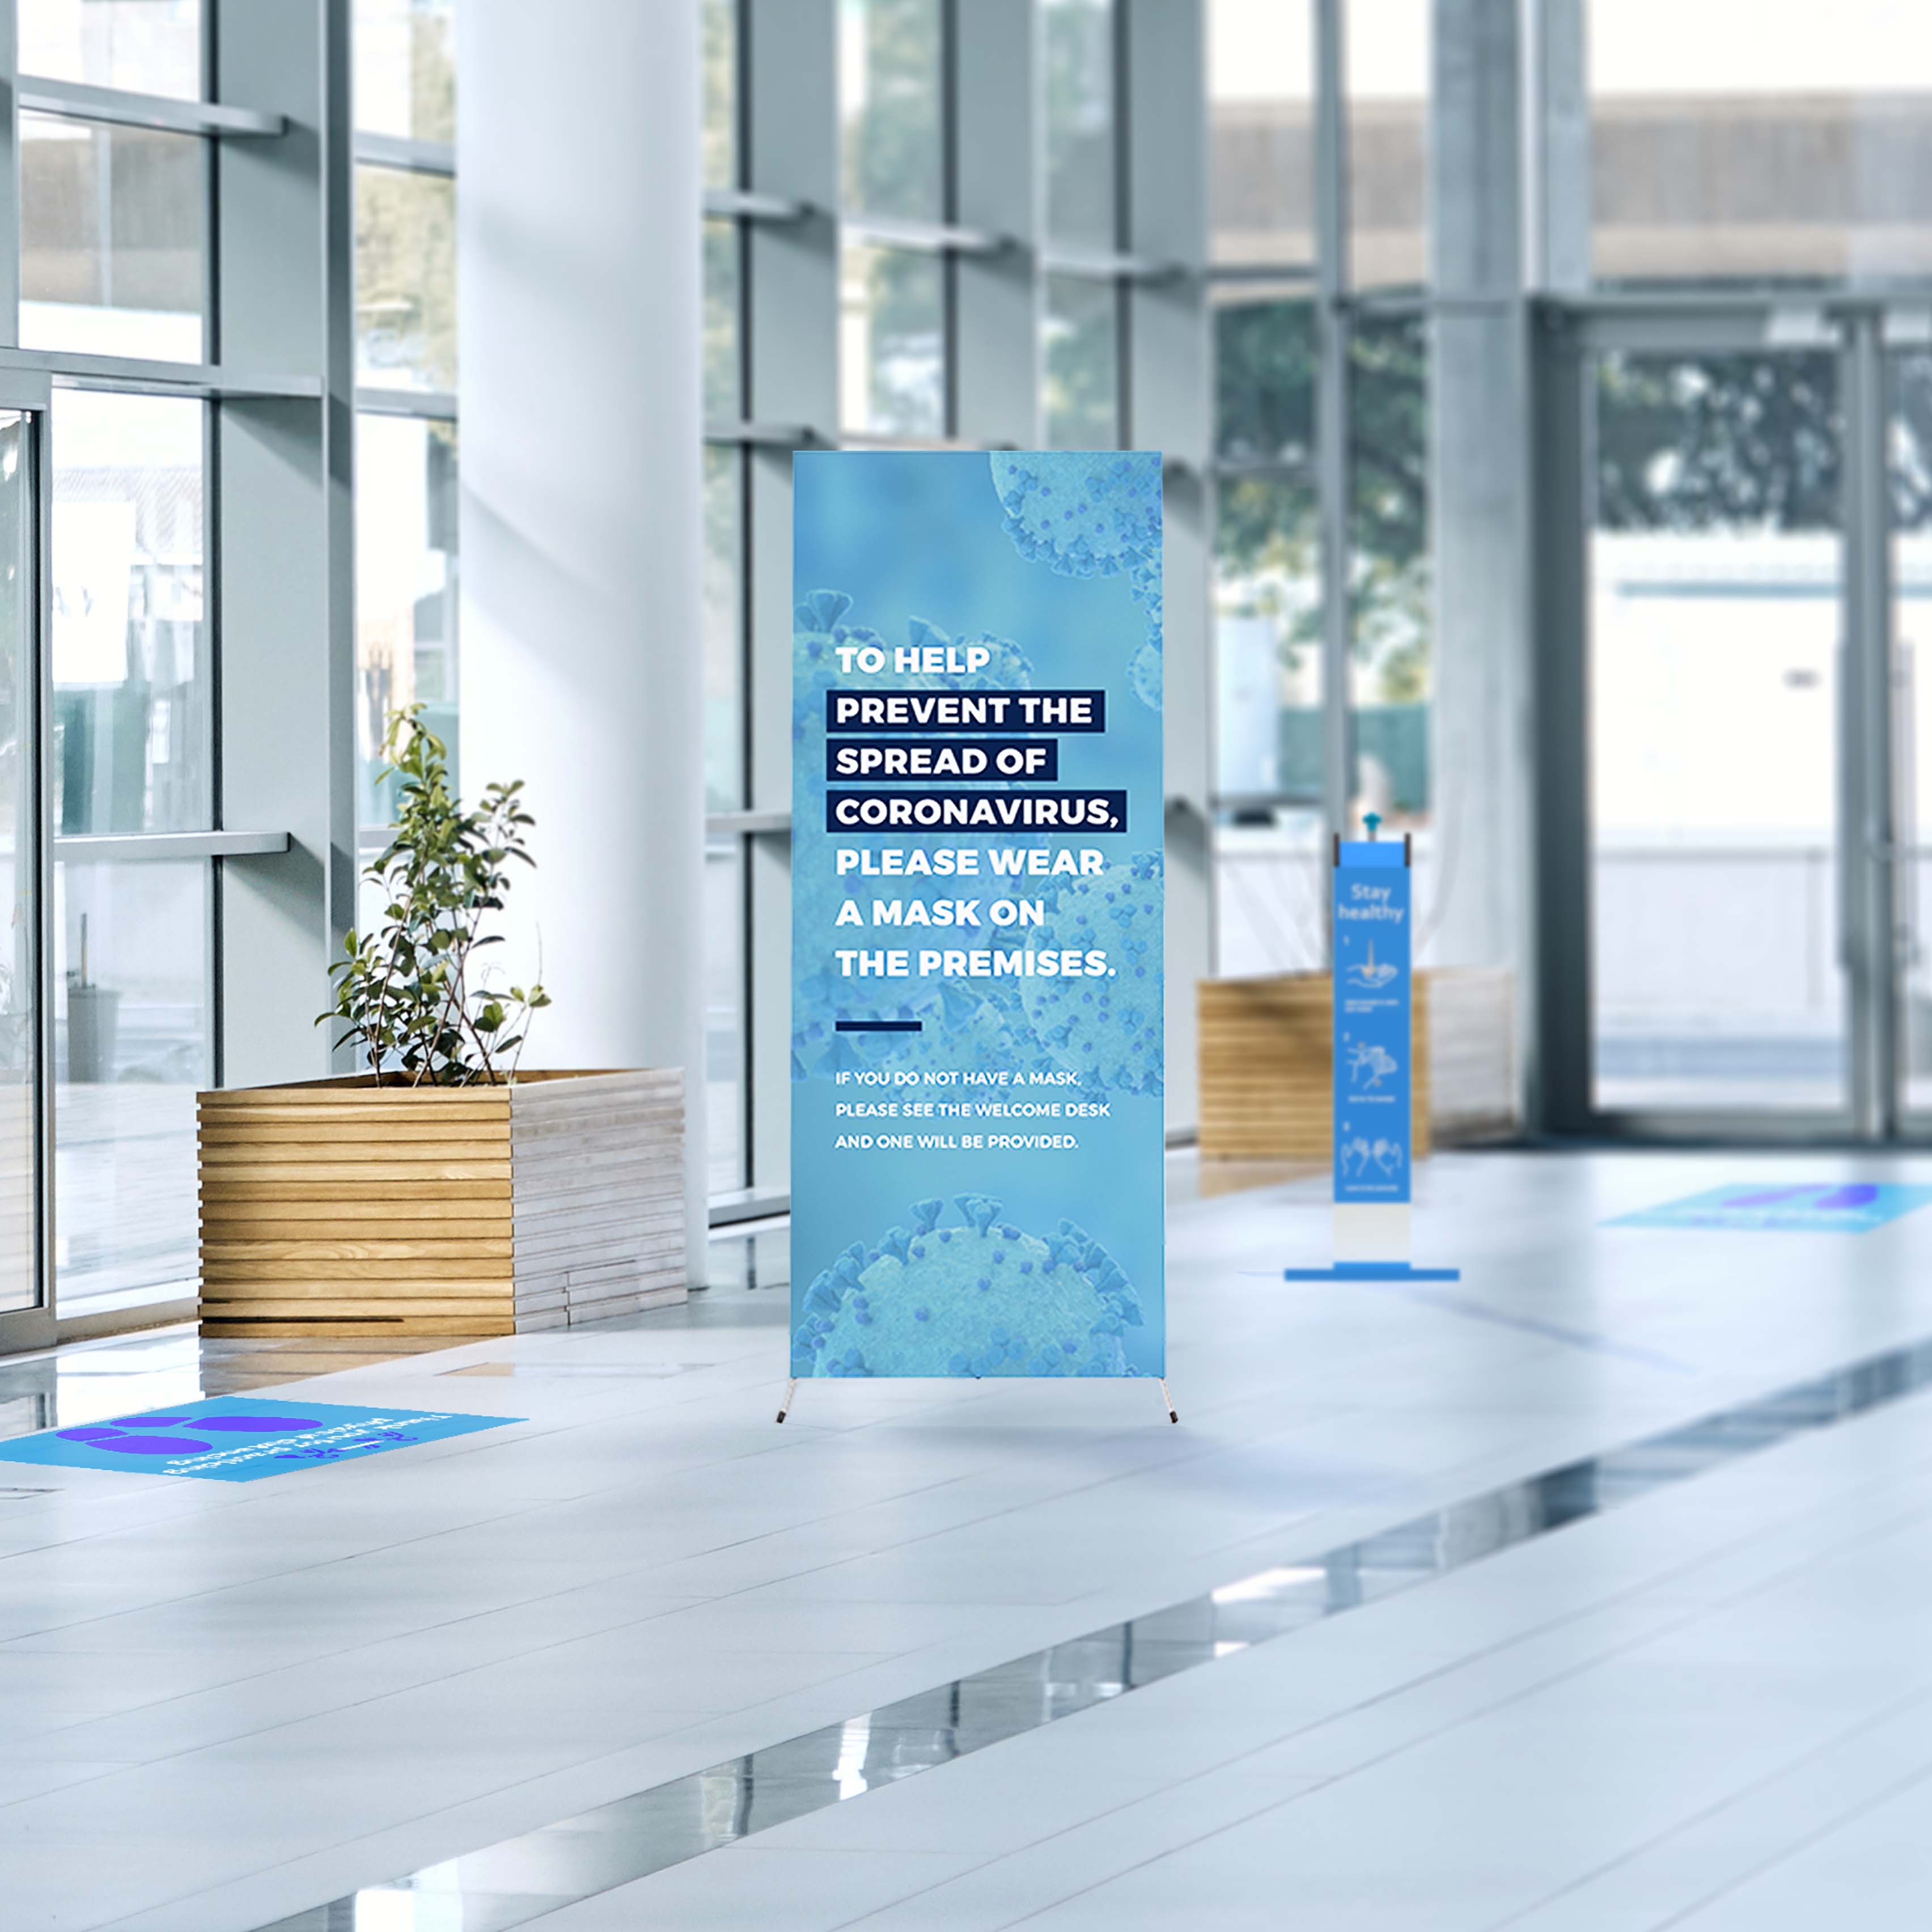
[{"left": 5, "top": 1149, "right": 1932, "bottom": 1929}]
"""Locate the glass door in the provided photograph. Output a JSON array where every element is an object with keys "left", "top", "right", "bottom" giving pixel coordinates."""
[
  {"left": 1586, "top": 346, "right": 1850, "bottom": 1123},
  {"left": 1890, "top": 348, "right": 1932, "bottom": 1124},
  {"left": 0, "top": 384, "right": 50, "bottom": 1353}
]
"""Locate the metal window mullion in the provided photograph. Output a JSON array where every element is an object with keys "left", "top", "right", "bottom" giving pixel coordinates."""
[
  {"left": 0, "top": 1, "right": 18, "bottom": 351},
  {"left": 1844, "top": 311, "right": 1897, "bottom": 1139},
  {"left": 744, "top": 0, "right": 837, "bottom": 1196},
  {"left": 1314, "top": 0, "right": 1353, "bottom": 855},
  {"left": 31, "top": 393, "right": 56, "bottom": 1340},
  {"left": 16, "top": 77, "right": 285, "bottom": 138},
  {"left": 354, "top": 133, "right": 455, "bottom": 177}
]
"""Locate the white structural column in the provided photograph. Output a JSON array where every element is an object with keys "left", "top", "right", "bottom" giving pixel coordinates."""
[
  {"left": 1428, "top": 0, "right": 1533, "bottom": 1097},
  {"left": 459, "top": 1, "right": 709, "bottom": 1281}
]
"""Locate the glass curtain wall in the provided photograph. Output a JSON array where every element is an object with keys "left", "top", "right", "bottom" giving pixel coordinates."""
[
  {"left": 1205, "top": 1, "right": 1435, "bottom": 978},
  {"left": 1042, "top": 0, "right": 1120, "bottom": 448},
  {"left": 0, "top": 410, "right": 39, "bottom": 1321},
  {"left": 17, "top": 5, "right": 216, "bottom": 1319},
  {"left": 354, "top": 0, "right": 459, "bottom": 850},
  {"left": 703, "top": 0, "right": 1189, "bottom": 1210},
  {"left": 0, "top": 2, "right": 465, "bottom": 1331},
  {"left": 1568, "top": 1, "right": 1932, "bottom": 1134}
]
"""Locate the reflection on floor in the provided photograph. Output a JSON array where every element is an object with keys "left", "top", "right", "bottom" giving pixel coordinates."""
[
  {"left": 53, "top": 1084, "right": 201, "bottom": 1316},
  {"left": 0, "top": 1331, "right": 464, "bottom": 1442},
  {"left": 264, "top": 1329, "right": 1932, "bottom": 1932},
  {"left": 8, "top": 1149, "right": 1932, "bottom": 1931},
  {"left": 0, "top": 1218, "right": 797, "bottom": 1444}
]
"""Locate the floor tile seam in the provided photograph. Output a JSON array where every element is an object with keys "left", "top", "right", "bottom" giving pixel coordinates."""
[
  {"left": 34, "top": 1621, "right": 960, "bottom": 1800},
  {"left": 3, "top": 1470, "right": 1233, "bottom": 1770},
  {"left": 217, "top": 1361, "right": 1932, "bottom": 1928},
  {"left": 0, "top": 1372, "right": 1878, "bottom": 1656},
  {"left": 64, "top": 1314, "right": 1932, "bottom": 1916},
  {"left": 1478, "top": 1676, "right": 1932, "bottom": 1932},
  {"left": 785, "top": 1410, "right": 1371, "bottom": 1564},
  {"left": 849, "top": 1773, "right": 1327, "bottom": 1932},
  {"left": 1339, "top": 1279, "right": 1703, "bottom": 1375},
  {"left": 0, "top": 1581, "right": 947, "bottom": 1765},
  {"left": 1264, "top": 1455, "right": 1932, "bottom": 1756},
  {"left": 7, "top": 1366, "right": 1898, "bottom": 1739},
  {"left": 1643, "top": 1755, "right": 1932, "bottom": 1932},
  {"left": 0, "top": 1490, "right": 595, "bottom": 1645},
  {"left": 60, "top": 1650, "right": 988, "bottom": 1931},
  {"left": 1203, "top": 1358, "right": 1932, "bottom": 1562},
  {"left": 0, "top": 1583, "right": 735, "bottom": 1783},
  {"left": 791, "top": 1473, "right": 1932, "bottom": 1899},
  {"left": 0, "top": 1420, "right": 991, "bottom": 1612}
]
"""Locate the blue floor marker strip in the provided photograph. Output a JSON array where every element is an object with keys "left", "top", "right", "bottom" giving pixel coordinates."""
[
  {"left": 0, "top": 1397, "right": 518, "bottom": 1482},
  {"left": 1611, "top": 1183, "right": 1932, "bottom": 1234},
  {"left": 252, "top": 1332, "right": 1932, "bottom": 1930}
]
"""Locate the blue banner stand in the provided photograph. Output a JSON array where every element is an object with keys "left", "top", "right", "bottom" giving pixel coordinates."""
[{"left": 1283, "top": 823, "right": 1459, "bottom": 1284}]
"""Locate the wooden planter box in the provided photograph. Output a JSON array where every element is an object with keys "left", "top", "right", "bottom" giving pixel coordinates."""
[
  {"left": 197, "top": 1069, "right": 685, "bottom": 1338},
  {"left": 1198, "top": 973, "right": 1432, "bottom": 1163}
]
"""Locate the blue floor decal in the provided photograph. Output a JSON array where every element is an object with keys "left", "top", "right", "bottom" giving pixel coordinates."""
[
  {"left": 0, "top": 1396, "right": 519, "bottom": 1482},
  {"left": 1610, "top": 1183, "right": 1932, "bottom": 1234}
]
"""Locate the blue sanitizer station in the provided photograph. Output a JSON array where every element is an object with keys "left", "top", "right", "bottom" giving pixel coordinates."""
[{"left": 1285, "top": 823, "right": 1459, "bottom": 1283}]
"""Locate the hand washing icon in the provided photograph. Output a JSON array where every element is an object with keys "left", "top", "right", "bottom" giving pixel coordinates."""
[
  {"left": 55, "top": 1413, "right": 325, "bottom": 1457},
  {"left": 1348, "top": 1042, "right": 1399, "bottom": 1090},
  {"left": 1347, "top": 942, "right": 1398, "bottom": 991}
]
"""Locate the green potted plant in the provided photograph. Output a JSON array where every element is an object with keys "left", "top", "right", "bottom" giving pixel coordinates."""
[{"left": 197, "top": 710, "right": 685, "bottom": 1337}]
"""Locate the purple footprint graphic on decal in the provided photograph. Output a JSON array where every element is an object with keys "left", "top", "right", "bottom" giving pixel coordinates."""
[{"left": 53, "top": 1413, "right": 325, "bottom": 1457}]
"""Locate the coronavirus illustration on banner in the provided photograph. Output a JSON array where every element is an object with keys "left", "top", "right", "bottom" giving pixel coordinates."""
[{"left": 790, "top": 451, "right": 1165, "bottom": 1383}]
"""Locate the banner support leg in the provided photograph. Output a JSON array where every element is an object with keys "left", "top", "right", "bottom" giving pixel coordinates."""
[
  {"left": 1158, "top": 1379, "right": 1178, "bottom": 1424},
  {"left": 776, "top": 1379, "right": 798, "bottom": 1425}
]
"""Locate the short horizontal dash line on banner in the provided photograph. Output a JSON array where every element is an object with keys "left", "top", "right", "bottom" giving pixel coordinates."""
[{"left": 835, "top": 1019, "right": 923, "bottom": 1033}]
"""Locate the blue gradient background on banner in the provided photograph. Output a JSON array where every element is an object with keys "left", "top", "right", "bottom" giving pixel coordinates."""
[
  {"left": 1333, "top": 841, "right": 1412, "bottom": 1208},
  {"left": 790, "top": 451, "right": 1164, "bottom": 1379}
]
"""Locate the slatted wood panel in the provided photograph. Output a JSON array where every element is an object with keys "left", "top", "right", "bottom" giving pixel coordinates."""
[
  {"left": 1198, "top": 974, "right": 1431, "bottom": 1162},
  {"left": 198, "top": 1070, "right": 685, "bottom": 1337}
]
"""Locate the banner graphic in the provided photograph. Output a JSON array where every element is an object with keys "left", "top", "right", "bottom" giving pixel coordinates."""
[
  {"left": 790, "top": 451, "right": 1165, "bottom": 1382},
  {"left": 1332, "top": 840, "right": 1411, "bottom": 1208}
]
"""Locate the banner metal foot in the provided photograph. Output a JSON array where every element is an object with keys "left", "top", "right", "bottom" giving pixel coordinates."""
[
  {"left": 776, "top": 1378, "right": 798, "bottom": 1425},
  {"left": 1159, "top": 1378, "right": 1179, "bottom": 1424}
]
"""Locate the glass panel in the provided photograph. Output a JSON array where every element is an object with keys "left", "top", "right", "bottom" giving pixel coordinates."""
[
  {"left": 355, "top": 414, "right": 459, "bottom": 831},
  {"left": 705, "top": 219, "right": 742, "bottom": 423},
  {"left": 705, "top": 837, "right": 745, "bottom": 1194},
  {"left": 1590, "top": 1, "right": 1932, "bottom": 284},
  {"left": 1346, "top": 0, "right": 1428, "bottom": 289},
  {"left": 1208, "top": 0, "right": 1315, "bottom": 273},
  {"left": 1348, "top": 311, "right": 1430, "bottom": 841},
  {"left": 705, "top": 0, "right": 738, "bottom": 192},
  {"left": 357, "top": 163, "right": 457, "bottom": 393},
  {"left": 1217, "top": 295, "right": 1316, "bottom": 467},
  {"left": 704, "top": 445, "right": 743, "bottom": 814},
  {"left": 839, "top": 242, "right": 944, "bottom": 438},
  {"left": 1217, "top": 492, "right": 1321, "bottom": 829},
  {"left": 20, "top": 0, "right": 201, "bottom": 99},
  {"left": 0, "top": 414, "right": 39, "bottom": 1318},
  {"left": 1891, "top": 353, "right": 1932, "bottom": 1112},
  {"left": 54, "top": 858, "right": 208, "bottom": 1316},
  {"left": 20, "top": 115, "right": 206, "bottom": 362},
  {"left": 1044, "top": 0, "right": 1116, "bottom": 250},
  {"left": 1590, "top": 350, "right": 1845, "bottom": 1112},
  {"left": 839, "top": 0, "right": 943, "bottom": 221},
  {"left": 354, "top": 0, "right": 456, "bottom": 144},
  {"left": 1213, "top": 301, "right": 1323, "bottom": 974},
  {"left": 52, "top": 390, "right": 209, "bottom": 837},
  {"left": 1044, "top": 276, "right": 1119, "bottom": 449}
]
